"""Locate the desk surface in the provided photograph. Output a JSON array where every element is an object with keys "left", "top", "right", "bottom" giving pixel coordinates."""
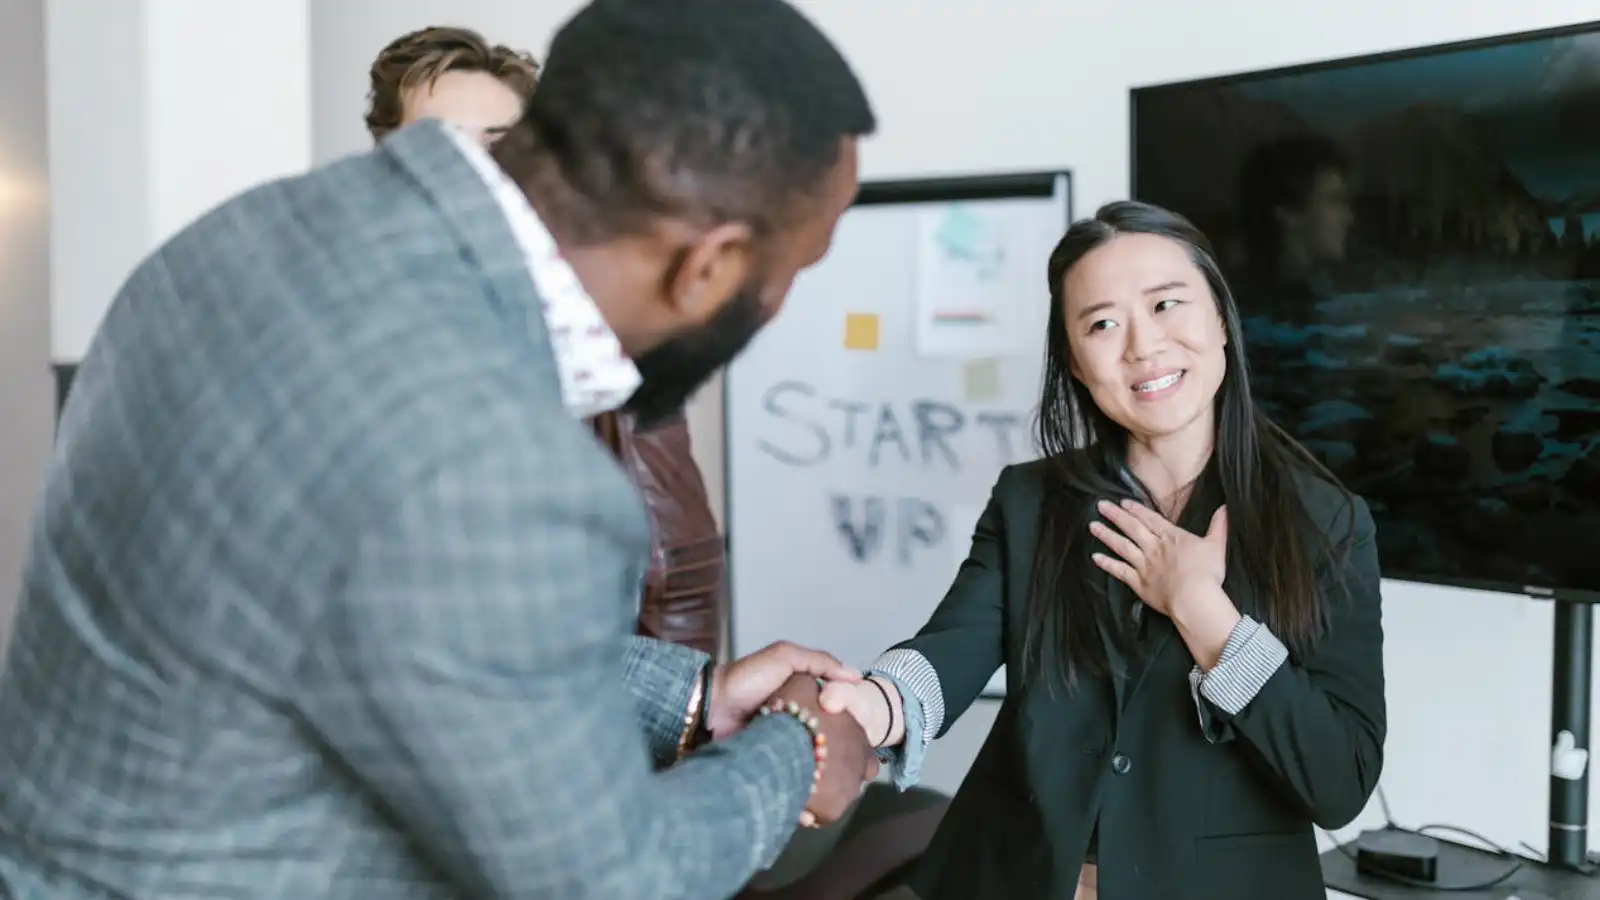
[{"left": 1322, "top": 838, "right": 1600, "bottom": 899}]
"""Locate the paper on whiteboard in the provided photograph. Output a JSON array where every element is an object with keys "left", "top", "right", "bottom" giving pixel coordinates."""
[
  {"left": 961, "top": 358, "right": 1003, "bottom": 402},
  {"left": 914, "top": 204, "right": 1028, "bottom": 359}
]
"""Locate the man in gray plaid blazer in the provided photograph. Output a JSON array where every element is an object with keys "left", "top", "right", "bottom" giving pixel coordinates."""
[{"left": 0, "top": 2, "right": 881, "bottom": 898}]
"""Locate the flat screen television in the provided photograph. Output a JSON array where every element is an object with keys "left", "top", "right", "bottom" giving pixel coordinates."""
[{"left": 1131, "top": 23, "right": 1600, "bottom": 600}]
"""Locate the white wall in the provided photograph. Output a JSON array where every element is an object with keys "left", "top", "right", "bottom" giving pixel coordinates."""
[
  {"left": 35, "top": 0, "right": 311, "bottom": 644},
  {"left": 46, "top": 0, "right": 149, "bottom": 366},
  {"left": 48, "top": 0, "right": 313, "bottom": 364},
  {"left": 0, "top": 0, "right": 52, "bottom": 650},
  {"left": 302, "top": 0, "right": 1600, "bottom": 888}
]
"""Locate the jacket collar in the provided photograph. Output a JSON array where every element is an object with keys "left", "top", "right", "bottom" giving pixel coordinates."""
[{"left": 380, "top": 121, "right": 641, "bottom": 419}]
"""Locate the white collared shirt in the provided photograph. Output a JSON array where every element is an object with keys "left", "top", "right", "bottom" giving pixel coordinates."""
[{"left": 441, "top": 125, "right": 643, "bottom": 420}]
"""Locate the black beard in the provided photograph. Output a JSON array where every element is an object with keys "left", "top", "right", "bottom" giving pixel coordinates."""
[{"left": 623, "top": 287, "right": 765, "bottom": 430}]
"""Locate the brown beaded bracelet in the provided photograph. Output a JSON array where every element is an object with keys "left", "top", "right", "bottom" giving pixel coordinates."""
[{"left": 757, "top": 698, "right": 827, "bottom": 794}]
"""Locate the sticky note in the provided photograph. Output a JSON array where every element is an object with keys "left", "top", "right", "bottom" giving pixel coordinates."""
[
  {"left": 962, "top": 358, "right": 1002, "bottom": 401},
  {"left": 843, "top": 312, "right": 880, "bottom": 351}
]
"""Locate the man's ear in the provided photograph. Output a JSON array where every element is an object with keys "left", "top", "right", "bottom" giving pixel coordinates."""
[{"left": 667, "top": 222, "right": 755, "bottom": 324}]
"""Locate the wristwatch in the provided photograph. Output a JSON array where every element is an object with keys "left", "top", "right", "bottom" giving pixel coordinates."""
[{"left": 693, "top": 661, "right": 714, "bottom": 747}]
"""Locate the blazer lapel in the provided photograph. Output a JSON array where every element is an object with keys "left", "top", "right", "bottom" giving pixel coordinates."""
[
  {"left": 1099, "top": 574, "right": 1176, "bottom": 721},
  {"left": 1125, "top": 617, "right": 1175, "bottom": 706},
  {"left": 1102, "top": 471, "right": 1180, "bottom": 712},
  {"left": 1096, "top": 588, "right": 1129, "bottom": 728},
  {"left": 371, "top": 123, "right": 655, "bottom": 625},
  {"left": 380, "top": 122, "right": 563, "bottom": 398}
]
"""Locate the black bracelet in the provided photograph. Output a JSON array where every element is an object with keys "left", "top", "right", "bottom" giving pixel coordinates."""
[
  {"left": 693, "top": 661, "right": 714, "bottom": 746},
  {"left": 866, "top": 676, "right": 895, "bottom": 748}
]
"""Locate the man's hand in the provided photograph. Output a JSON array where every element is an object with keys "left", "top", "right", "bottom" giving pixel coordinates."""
[
  {"left": 767, "top": 673, "right": 878, "bottom": 827},
  {"left": 707, "top": 641, "right": 860, "bottom": 738}
]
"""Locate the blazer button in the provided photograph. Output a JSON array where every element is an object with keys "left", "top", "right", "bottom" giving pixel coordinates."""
[{"left": 1111, "top": 753, "right": 1132, "bottom": 775}]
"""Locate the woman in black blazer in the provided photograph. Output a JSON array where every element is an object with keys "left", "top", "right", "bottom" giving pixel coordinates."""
[{"left": 822, "top": 201, "right": 1384, "bottom": 900}]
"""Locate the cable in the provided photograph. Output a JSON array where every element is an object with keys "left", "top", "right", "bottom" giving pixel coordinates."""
[
  {"left": 1322, "top": 784, "right": 1525, "bottom": 892},
  {"left": 1376, "top": 784, "right": 1396, "bottom": 826}
]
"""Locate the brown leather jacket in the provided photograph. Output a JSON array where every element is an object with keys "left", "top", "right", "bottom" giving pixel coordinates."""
[{"left": 590, "top": 409, "right": 725, "bottom": 656}]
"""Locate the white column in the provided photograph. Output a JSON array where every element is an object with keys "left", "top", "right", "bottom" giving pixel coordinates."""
[
  {"left": 11, "top": 0, "right": 311, "bottom": 643},
  {"left": 0, "top": 0, "right": 51, "bottom": 647},
  {"left": 48, "top": 0, "right": 313, "bottom": 364}
]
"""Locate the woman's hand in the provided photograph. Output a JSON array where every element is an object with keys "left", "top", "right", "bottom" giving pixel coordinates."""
[
  {"left": 1088, "top": 499, "right": 1228, "bottom": 617},
  {"left": 1089, "top": 499, "right": 1241, "bottom": 667},
  {"left": 819, "top": 675, "right": 903, "bottom": 751}
]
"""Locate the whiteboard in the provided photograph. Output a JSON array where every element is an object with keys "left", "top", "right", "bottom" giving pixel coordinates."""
[{"left": 725, "top": 173, "right": 1072, "bottom": 698}]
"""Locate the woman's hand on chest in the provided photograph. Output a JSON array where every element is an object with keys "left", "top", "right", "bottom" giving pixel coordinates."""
[
  {"left": 1088, "top": 498, "right": 1226, "bottom": 615},
  {"left": 1088, "top": 499, "right": 1241, "bottom": 668}
]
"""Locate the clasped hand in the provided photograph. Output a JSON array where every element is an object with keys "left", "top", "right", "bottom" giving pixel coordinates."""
[{"left": 706, "top": 642, "right": 879, "bottom": 827}]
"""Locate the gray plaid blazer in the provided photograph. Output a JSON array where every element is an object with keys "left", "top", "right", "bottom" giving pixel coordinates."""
[{"left": 0, "top": 122, "right": 815, "bottom": 900}]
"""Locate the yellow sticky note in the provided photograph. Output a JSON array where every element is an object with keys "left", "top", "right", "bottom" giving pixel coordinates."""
[
  {"left": 843, "top": 312, "right": 880, "bottom": 351},
  {"left": 962, "top": 358, "right": 1002, "bottom": 402}
]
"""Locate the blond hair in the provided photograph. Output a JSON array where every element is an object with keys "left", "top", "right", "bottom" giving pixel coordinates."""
[{"left": 365, "top": 26, "right": 539, "bottom": 141}]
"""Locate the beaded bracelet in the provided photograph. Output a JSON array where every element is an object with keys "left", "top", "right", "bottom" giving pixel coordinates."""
[{"left": 757, "top": 698, "right": 827, "bottom": 794}]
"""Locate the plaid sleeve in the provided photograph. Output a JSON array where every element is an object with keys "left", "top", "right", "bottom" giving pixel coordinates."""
[
  {"left": 621, "top": 635, "right": 708, "bottom": 766},
  {"left": 293, "top": 437, "right": 813, "bottom": 899}
]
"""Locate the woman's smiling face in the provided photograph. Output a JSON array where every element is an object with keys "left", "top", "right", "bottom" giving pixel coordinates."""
[{"left": 1060, "top": 232, "right": 1228, "bottom": 445}]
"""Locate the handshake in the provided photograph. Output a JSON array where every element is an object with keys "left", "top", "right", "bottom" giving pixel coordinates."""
[{"left": 704, "top": 641, "right": 905, "bottom": 828}]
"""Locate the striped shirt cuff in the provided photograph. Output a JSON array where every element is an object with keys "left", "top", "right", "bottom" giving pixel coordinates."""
[
  {"left": 1190, "top": 615, "right": 1288, "bottom": 717},
  {"left": 870, "top": 648, "right": 945, "bottom": 745},
  {"left": 867, "top": 670, "right": 928, "bottom": 790}
]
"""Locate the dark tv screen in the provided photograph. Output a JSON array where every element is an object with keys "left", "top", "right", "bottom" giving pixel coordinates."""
[{"left": 1132, "top": 24, "right": 1600, "bottom": 598}]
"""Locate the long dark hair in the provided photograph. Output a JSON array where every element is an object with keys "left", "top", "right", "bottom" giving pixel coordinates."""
[{"left": 1022, "top": 200, "right": 1354, "bottom": 688}]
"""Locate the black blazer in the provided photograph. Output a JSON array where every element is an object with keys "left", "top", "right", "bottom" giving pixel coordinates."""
[{"left": 899, "top": 457, "right": 1385, "bottom": 900}]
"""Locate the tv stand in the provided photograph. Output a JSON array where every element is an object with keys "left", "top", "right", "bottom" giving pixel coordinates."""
[
  {"left": 1549, "top": 599, "right": 1593, "bottom": 873},
  {"left": 1322, "top": 592, "right": 1600, "bottom": 897}
]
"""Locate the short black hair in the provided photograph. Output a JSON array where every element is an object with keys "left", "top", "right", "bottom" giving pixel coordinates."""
[{"left": 503, "top": 0, "right": 876, "bottom": 242}]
